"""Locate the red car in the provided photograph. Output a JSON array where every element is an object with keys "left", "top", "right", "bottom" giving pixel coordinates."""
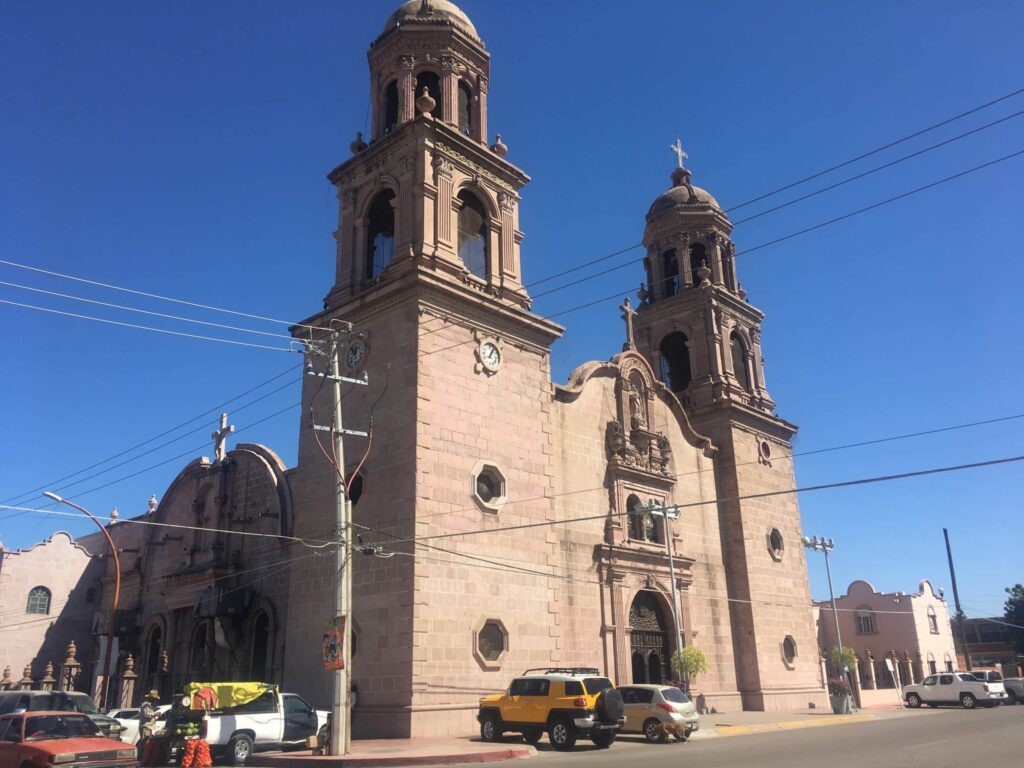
[{"left": 0, "top": 711, "right": 137, "bottom": 768}]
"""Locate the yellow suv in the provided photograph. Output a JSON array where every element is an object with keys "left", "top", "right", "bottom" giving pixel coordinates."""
[{"left": 477, "top": 667, "right": 625, "bottom": 751}]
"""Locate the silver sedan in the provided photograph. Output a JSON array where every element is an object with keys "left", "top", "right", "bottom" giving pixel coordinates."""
[{"left": 617, "top": 684, "right": 700, "bottom": 743}]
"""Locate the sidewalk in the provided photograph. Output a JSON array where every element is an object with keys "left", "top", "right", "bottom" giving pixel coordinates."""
[{"left": 249, "top": 707, "right": 919, "bottom": 766}]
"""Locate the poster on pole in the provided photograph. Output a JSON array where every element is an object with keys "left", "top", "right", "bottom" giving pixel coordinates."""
[{"left": 322, "top": 615, "right": 345, "bottom": 671}]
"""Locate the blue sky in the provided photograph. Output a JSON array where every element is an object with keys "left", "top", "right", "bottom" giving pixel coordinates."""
[{"left": 2, "top": 0, "right": 1022, "bottom": 618}]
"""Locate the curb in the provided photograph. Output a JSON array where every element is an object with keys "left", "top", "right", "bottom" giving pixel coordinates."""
[
  {"left": 709, "top": 713, "right": 875, "bottom": 738},
  {"left": 248, "top": 746, "right": 535, "bottom": 768}
]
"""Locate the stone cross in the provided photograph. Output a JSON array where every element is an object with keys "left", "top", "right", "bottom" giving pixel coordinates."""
[
  {"left": 670, "top": 138, "right": 688, "bottom": 169},
  {"left": 211, "top": 413, "right": 234, "bottom": 464},
  {"left": 620, "top": 298, "right": 637, "bottom": 351}
]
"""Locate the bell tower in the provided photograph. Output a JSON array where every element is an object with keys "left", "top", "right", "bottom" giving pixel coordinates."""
[
  {"left": 633, "top": 148, "right": 824, "bottom": 710},
  {"left": 323, "top": 0, "right": 535, "bottom": 315}
]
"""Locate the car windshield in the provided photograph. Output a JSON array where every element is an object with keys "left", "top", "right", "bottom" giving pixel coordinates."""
[
  {"left": 52, "top": 694, "right": 100, "bottom": 715},
  {"left": 583, "top": 678, "right": 613, "bottom": 695},
  {"left": 24, "top": 714, "right": 101, "bottom": 741},
  {"left": 661, "top": 688, "right": 690, "bottom": 704}
]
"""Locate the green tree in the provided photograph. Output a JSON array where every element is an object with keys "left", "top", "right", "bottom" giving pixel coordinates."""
[
  {"left": 1004, "top": 584, "right": 1024, "bottom": 653},
  {"left": 671, "top": 647, "right": 709, "bottom": 692},
  {"left": 830, "top": 646, "right": 857, "bottom": 676}
]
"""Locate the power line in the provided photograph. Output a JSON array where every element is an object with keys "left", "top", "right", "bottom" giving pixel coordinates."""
[
  {"left": 0, "top": 280, "right": 296, "bottom": 340},
  {"left": 389, "top": 453, "right": 1024, "bottom": 546},
  {"left": 730, "top": 107, "right": 1024, "bottom": 226},
  {"left": 0, "top": 299, "right": 298, "bottom": 353},
  {"left": 409, "top": 410, "right": 1024, "bottom": 524},
  {"left": 0, "top": 364, "right": 302, "bottom": 511},
  {"left": 0, "top": 259, "right": 320, "bottom": 331},
  {"left": 724, "top": 84, "right": 1024, "bottom": 212}
]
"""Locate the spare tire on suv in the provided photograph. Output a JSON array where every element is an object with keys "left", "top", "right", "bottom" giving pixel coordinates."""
[{"left": 595, "top": 688, "right": 624, "bottom": 724}]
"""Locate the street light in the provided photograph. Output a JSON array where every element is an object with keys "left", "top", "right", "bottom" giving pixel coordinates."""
[
  {"left": 43, "top": 492, "right": 121, "bottom": 708},
  {"left": 802, "top": 535, "right": 845, "bottom": 677},
  {"left": 634, "top": 500, "right": 684, "bottom": 661}
]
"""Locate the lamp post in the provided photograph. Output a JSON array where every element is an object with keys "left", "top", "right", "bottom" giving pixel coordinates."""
[
  {"left": 44, "top": 492, "right": 120, "bottom": 708},
  {"left": 634, "top": 500, "right": 684, "bottom": 659},
  {"left": 802, "top": 535, "right": 845, "bottom": 677}
]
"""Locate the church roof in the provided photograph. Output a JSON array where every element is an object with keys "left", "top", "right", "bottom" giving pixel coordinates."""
[{"left": 382, "top": 0, "right": 481, "bottom": 42}]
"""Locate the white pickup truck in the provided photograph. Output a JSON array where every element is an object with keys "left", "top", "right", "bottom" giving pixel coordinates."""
[
  {"left": 903, "top": 671, "right": 1008, "bottom": 709},
  {"left": 169, "top": 687, "right": 327, "bottom": 764}
]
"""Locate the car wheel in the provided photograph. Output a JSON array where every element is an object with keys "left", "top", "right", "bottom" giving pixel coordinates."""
[
  {"left": 548, "top": 717, "right": 577, "bottom": 751},
  {"left": 522, "top": 729, "right": 543, "bottom": 745},
  {"left": 960, "top": 693, "right": 977, "bottom": 710},
  {"left": 479, "top": 712, "right": 503, "bottom": 742},
  {"left": 643, "top": 718, "right": 667, "bottom": 744},
  {"left": 229, "top": 734, "right": 254, "bottom": 765},
  {"left": 682, "top": 727, "right": 693, "bottom": 742},
  {"left": 591, "top": 730, "right": 616, "bottom": 749},
  {"left": 1007, "top": 690, "right": 1018, "bottom": 705},
  {"left": 906, "top": 693, "right": 922, "bottom": 708}
]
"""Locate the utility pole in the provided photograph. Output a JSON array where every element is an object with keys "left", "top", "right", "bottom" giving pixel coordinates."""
[
  {"left": 307, "top": 326, "right": 367, "bottom": 756},
  {"left": 943, "top": 528, "right": 972, "bottom": 672}
]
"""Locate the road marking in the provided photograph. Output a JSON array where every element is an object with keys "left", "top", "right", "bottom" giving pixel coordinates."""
[{"left": 715, "top": 713, "right": 875, "bottom": 737}]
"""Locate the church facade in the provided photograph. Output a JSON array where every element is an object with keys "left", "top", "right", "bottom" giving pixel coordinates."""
[{"left": 282, "top": 0, "right": 828, "bottom": 738}]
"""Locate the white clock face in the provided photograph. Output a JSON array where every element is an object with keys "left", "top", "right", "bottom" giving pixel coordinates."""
[
  {"left": 346, "top": 341, "right": 366, "bottom": 369},
  {"left": 480, "top": 341, "right": 501, "bottom": 369}
]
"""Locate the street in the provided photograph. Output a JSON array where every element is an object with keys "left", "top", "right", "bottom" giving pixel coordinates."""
[{"left": 517, "top": 707, "right": 1022, "bottom": 768}]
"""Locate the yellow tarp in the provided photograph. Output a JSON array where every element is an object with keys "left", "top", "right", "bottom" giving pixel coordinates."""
[{"left": 184, "top": 682, "right": 272, "bottom": 710}]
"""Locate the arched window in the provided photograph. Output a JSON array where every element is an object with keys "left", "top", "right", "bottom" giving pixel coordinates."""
[
  {"left": 383, "top": 80, "right": 399, "bottom": 133},
  {"left": 659, "top": 332, "right": 691, "bottom": 393},
  {"left": 415, "top": 71, "right": 441, "bottom": 118},
  {"left": 457, "top": 81, "right": 473, "bottom": 135},
  {"left": 366, "top": 191, "right": 395, "bottom": 279},
  {"left": 689, "top": 243, "right": 707, "bottom": 287},
  {"left": 250, "top": 612, "right": 271, "bottom": 682},
  {"left": 927, "top": 606, "right": 939, "bottom": 634},
  {"left": 26, "top": 586, "right": 51, "bottom": 615},
  {"left": 662, "top": 249, "right": 680, "bottom": 297},
  {"left": 457, "top": 190, "right": 488, "bottom": 279},
  {"left": 722, "top": 249, "right": 736, "bottom": 290},
  {"left": 730, "top": 332, "right": 750, "bottom": 391}
]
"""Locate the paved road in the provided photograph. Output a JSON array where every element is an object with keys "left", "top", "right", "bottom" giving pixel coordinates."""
[{"left": 520, "top": 706, "right": 1022, "bottom": 768}]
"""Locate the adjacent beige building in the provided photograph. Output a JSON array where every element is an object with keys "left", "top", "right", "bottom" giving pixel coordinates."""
[
  {"left": 0, "top": 532, "right": 101, "bottom": 687},
  {"left": 817, "top": 579, "right": 957, "bottom": 695},
  {"left": 283, "top": 0, "right": 827, "bottom": 737}
]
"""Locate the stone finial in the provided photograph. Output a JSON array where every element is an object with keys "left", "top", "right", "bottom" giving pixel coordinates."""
[
  {"left": 122, "top": 654, "right": 136, "bottom": 679},
  {"left": 1, "top": 666, "right": 11, "bottom": 689},
  {"left": 490, "top": 134, "right": 508, "bottom": 158},
  {"left": 148, "top": 495, "right": 158, "bottom": 513},
  {"left": 64, "top": 641, "right": 79, "bottom": 666},
  {"left": 41, "top": 662, "right": 55, "bottom": 689},
  {"left": 20, "top": 664, "right": 34, "bottom": 689},
  {"left": 636, "top": 282, "right": 650, "bottom": 303},
  {"left": 696, "top": 259, "right": 712, "bottom": 285},
  {"left": 350, "top": 131, "right": 367, "bottom": 154},
  {"left": 415, "top": 86, "right": 436, "bottom": 117}
]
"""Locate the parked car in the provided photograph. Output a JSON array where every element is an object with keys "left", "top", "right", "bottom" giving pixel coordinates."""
[
  {"left": 0, "top": 691, "right": 123, "bottom": 741},
  {"left": 477, "top": 667, "right": 625, "bottom": 751},
  {"left": 164, "top": 683, "right": 327, "bottom": 765},
  {"left": 616, "top": 684, "right": 699, "bottom": 743},
  {"left": 0, "top": 711, "right": 137, "bottom": 768},
  {"left": 1003, "top": 677, "right": 1024, "bottom": 705},
  {"left": 113, "top": 705, "right": 171, "bottom": 746},
  {"left": 903, "top": 672, "right": 1008, "bottom": 709}
]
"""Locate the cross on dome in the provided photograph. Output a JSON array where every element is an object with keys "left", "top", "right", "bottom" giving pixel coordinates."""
[{"left": 670, "top": 138, "right": 688, "bottom": 169}]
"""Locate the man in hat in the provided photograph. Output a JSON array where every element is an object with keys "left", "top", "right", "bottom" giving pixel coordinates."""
[{"left": 139, "top": 690, "right": 161, "bottom": 741}]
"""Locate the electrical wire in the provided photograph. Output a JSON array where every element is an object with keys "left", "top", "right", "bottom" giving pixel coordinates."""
[
  {"left": 0, "top": 259, "right": 320, "bottom": 331},
  {"left": 0, "top": 280, "right": 296, "bottom": 340},
  {"left": 408, "top": 411, "right": 1024, "bottom": 524},
  {"left": 0, "top": 363, "right": 302, "bottom": 511},
  {"left": 0, "top": 299, "right": 298, "bottom": 353},
  {"left": 387, "top": 454, "right": 1024, "bottom": 546}
]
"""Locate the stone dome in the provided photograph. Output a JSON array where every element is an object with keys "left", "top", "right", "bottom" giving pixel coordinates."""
[
  {"left": 382, "top": 0, "right": 481, "bottom": 42},
  {"left": 647, "top": 167, "right": 722, "bottom": 219}
]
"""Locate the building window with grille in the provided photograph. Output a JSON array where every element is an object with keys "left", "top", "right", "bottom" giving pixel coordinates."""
[
  {"left": 855, "top": 610, "right": 877, "bottom": 635},
  {"left": 26, "top": 586, "right": 51, "bottom": 615},
  {"left": 927, "top": 606, "right": 939, "bottom": 634}
]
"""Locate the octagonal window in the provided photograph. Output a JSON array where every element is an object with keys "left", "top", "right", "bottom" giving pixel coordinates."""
[
  {"left": 472, "top": 462, "right": 507, "bottom": 513},
  {"left": 478, "top": 621, "right": 506, "bottom": 661},
  {"left": 783, "top": 635, "right": 797, "bottom": 665},
  {"left": 768, "top": 528, "right": 784, "bottom": 560}
]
